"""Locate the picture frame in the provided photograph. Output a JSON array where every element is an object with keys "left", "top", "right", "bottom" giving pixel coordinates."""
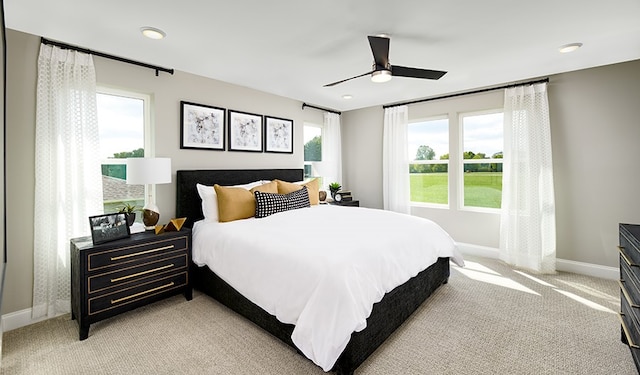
[
  {"left": 180, "top": 101, "right": 225, "bottom": 150},
  {"left": 228, "top": 110, "right": 263, "bottom": 152},
  {"left": 264, "top": 116, "right": 294, "bottom": 154},
  {"left": 89, "top": 213, "right": 131, "bottom": 245}
]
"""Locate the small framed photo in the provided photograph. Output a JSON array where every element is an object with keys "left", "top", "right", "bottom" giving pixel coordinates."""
[
  {"left": 228, "top": 110, "right": 263, "bottom": 152},
  {"left": 180, "top": 101, "right": 225, "bottom": 150},
  {"left": 89, "top": 213, "right": 131, "bottom": 245},
  {"left": 264, "top": 116, "right": 293, "bottom": 154}
]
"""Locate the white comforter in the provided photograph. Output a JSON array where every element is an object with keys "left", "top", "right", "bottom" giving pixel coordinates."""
[{"left": 192, "top": 205, "right": 464, "bottom": 371}]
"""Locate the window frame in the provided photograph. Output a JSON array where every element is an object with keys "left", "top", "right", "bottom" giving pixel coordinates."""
[
  {"left": 457, "top": 109, "right": 504, "bottom": 213},
  {"left": 96, "top": 86, "right": 154, "bottom": 204},
  {"left": 408, "top": 115, "right": 450, "bottom": 209},
  {"left": 303, "top": 122, "right": 324, "bottom": 178}
]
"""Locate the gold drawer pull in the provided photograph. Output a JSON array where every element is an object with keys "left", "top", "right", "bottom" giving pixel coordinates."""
[
  {"left": 110, "top": 264, "right": 175, "bottom": 283},
  {"left": 619, "top": 246, "right": 638, "bottom": 267},
  {"left": 110, "top": 245, "right": 174, "bottom": 261},
  {"left": 619, "top": 313, "right": 640, "bottom": 349},
  {"left": 111, "top": 282, "right": 175, "bottom": 304},
  {"left": 619, "top": 280, "right": 640, "bottom": 308}
]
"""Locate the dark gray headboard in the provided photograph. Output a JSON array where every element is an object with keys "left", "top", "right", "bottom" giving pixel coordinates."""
[{"left": 176, "top": 169, "right": 304, "bottom": 228}]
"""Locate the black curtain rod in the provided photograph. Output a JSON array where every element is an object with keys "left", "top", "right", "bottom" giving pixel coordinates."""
[
  {"left": 383, "top": 77, "right": 550, "bottom": 109},
  {"left": 302, "top": 103, "right": 341, "bottom": 115},
  {"left": 40, "top": 37, "right": 174, "bottom": 77}
]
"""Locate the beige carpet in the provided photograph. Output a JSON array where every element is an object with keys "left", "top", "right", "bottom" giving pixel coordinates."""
[{"left": 1, "top": 255, "right": 637, "bottom": 374}]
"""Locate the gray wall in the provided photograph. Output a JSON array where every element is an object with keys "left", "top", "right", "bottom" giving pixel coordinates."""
[
  {"left": 342, "top": 59, "right": 640, "bottom": 268},
  {"left": 2, "top": 29, "right": 322, "bottom": 315},
  {"left": 3, "top": 26, "right": 640, "bottom": 318}
]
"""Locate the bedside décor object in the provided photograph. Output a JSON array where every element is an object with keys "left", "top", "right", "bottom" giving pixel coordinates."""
[
  {"left": 118, "top": 202, "right": 138, "bottom": 226},
  {"left": 88, "top": 213, "right": 130, "bottom": 245},
  {"left": 328, "top": 182, "right": 341, "bottom": 200},
  {"left": 228, "top": 110, "right": 263, "bottom": 152},
  {"left": 319, "top": 190, "right": 327, "bottom": 202},
  {"left": 71, "top": 228, "right": 192, "bottom": 340},
  {"left": 180, "top": 101, "right": 225, "bottom": 151},
  {"left": 154, "top": 217, "right": 187, "bottom": 235},
  {"left": 264, "top": 116, "right": 293, "bottom": 153},
  {"left": 334, "top": 191, "right": 352, "bottom": 203},
  {"left": 126, "top": 157, "right": 172, "bottom": 230}
]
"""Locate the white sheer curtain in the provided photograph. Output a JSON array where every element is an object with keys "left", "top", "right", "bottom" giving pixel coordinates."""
[
  {"left": 382, "top": 106, "right": 410, "bottom": 214},
  {"left": 499, "top": 82, "right": 556, "bottom": 273},
  {"left": 316, "top": 112, "right": 342, "bottom": 188},
  {"left": 32, "top": 44, "right": 103, "bottom": 319}
]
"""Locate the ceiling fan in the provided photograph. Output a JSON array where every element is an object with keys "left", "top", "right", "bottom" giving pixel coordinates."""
[{"left": 324, "top": 35, "right": 447, "bottom": 87}]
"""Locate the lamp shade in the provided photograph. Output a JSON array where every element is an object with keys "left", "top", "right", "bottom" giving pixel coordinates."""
[{"left": 126, "top": 157, "right": 172, "bottom": 185}]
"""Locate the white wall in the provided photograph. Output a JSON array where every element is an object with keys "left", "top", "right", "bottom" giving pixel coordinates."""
[{"left": 342, "top": 59, "right": 640, "bottom": 268}]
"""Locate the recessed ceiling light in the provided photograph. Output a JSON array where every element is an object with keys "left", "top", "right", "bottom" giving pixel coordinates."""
[
  {"left": 140, "top": 27, "right": 166, "bottom": 40},
  {"left": 558, "top": 43, "right": 582, "bottom": 53},
  {"left": 342, "top": 94, "right": 353, "bottom": 100}
]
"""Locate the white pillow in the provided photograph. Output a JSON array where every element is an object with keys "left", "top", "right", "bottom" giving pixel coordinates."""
[{"left": 196, "top": 180, "right": 268, "bottom": 222}]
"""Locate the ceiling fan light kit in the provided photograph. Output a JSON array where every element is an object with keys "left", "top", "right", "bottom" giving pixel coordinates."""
[
  {"left": 371, "top": 69, "right": 392, "bottom": 83},
  {"left": 324, "top": 35, "right": 447, "bottom": 87}
]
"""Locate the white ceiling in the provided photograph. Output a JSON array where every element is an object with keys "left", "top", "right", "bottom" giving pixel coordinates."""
[{"left": 5, "top": 0, "right": 640, "bottom": 111}]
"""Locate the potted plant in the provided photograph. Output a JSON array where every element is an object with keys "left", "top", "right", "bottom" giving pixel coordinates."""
[
  {"left": 328, "top": 182, "right": 341, "bottom": 200},
  {"left": 118, "top": 202, "right": 139, "bottom": 226}
]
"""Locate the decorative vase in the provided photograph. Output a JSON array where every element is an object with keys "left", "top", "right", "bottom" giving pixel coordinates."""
[
  {"left": 319, "top": 191, "right": 327, "bottom": 202},
  {"left": 124, "top": 212, "right": 136, "bottom": 226}
]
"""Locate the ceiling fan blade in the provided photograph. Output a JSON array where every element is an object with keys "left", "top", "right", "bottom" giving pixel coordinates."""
[
  {"left": 391, "top": 65, "right": 447, "bottom": 80},
  {"left": 323, "top": 70, "right": 374, "bottom": 87},
  {"left": 367, "top": 36, "right": 390, "bottom": 68}
]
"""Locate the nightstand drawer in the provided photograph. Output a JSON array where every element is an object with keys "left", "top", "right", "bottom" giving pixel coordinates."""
[
  {"left": 89, "top": 271, "right": 188, "bottom": 315},
  {"left": 88, "top": 253, "right": 188, "bottom": 294},
  {"left": 88, "top": 235, "right": 188, "bottom": 271}
]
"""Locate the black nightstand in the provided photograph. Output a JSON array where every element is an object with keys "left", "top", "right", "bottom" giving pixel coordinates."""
[
  {"left": 329, "top": 200, "right": 360, "bottom": 207},
  {"left": 70, "top": 228, "right": 192, "bottom": 340}
]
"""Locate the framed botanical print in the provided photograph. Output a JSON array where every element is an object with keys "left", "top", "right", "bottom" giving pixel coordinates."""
[
  {"left": 228, "top": 110, "right": 263, "bottom": 152},
  {"left": 264, "top": 116, "right": 293, "bottom": 154},
  {"left": 180, "top": 101, "right": 225, "bottom": 150}
]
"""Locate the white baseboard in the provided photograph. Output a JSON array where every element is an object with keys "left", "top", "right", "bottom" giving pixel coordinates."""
[
  {"left": 1, "top": 244, "right": 619, "bottom": 333},
  {"left": 1, "top": 308, "right": 63, "bottom": 333},
  {"left": 456, "top": 242, "right": 618, "bottom": 280}
]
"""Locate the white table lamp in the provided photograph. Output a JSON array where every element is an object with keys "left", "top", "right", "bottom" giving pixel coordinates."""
[{"left": 126, "top": 157, "right": 172, "bottom": 230}]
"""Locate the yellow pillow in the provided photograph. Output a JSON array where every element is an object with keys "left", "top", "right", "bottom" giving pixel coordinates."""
[
  {"left": 275, "top": 178, "right": 319, "bottom": 205},
  {"left": 214, "top": 181, "right": 278, "bottom": 222}
]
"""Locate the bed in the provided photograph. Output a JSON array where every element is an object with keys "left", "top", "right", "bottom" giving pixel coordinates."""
[{"left": 176, "top": 169, "right": 462, "bottom": 374}]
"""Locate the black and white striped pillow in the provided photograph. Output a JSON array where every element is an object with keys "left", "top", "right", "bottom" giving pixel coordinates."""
[{"left": 254, "top": 186, "right": 310, "bottom": 218}]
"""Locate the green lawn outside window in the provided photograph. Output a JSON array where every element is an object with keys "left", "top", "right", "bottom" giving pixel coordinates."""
[{"left": 410, "top": 172, "right": 503, "bottom": 208}]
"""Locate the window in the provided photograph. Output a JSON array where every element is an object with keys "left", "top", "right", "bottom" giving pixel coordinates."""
[
  {"left": 303, "top": 123, "right": 322, "bottom": 179},
  {"left": 408, "top": 109, "right": 504, "bottom": 211},
  {"left": 408, "top": 117, "right": 449, "bottom": 206},
  {"left": 97, "top": 89, "right": 150, "bottom": 219},
  {"left": 460, "top": 111, "right": 504, "bottom": 210}
]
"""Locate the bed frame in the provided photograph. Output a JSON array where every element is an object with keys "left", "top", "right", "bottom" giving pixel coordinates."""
[{"left": 176, "top": 169, "right": 450, "bottom": 375}]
